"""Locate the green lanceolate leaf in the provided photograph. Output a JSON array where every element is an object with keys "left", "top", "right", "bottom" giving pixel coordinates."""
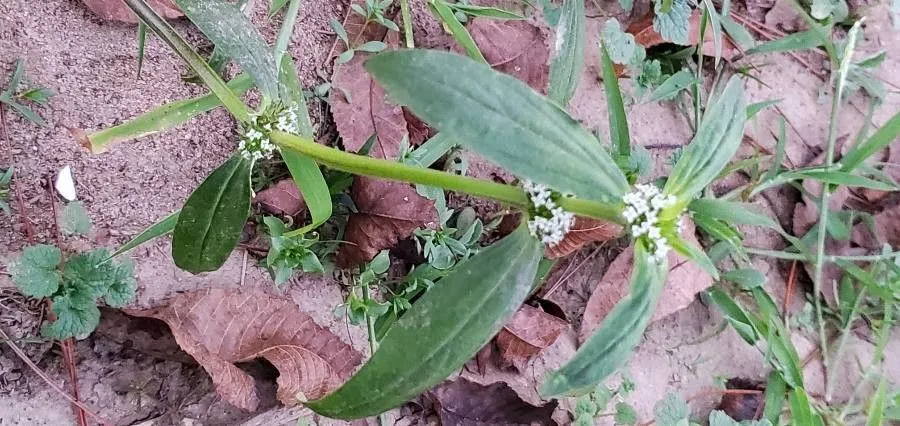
[
  {"left": 688, "top": 199, "right": 780, "bottom": 230},
  {"left": 307, "top": 227, "right": 542, "bottom": 418},
  {"left": 600, "top": 44, "right": 630, "bottom": 164},
  {"left": 746, "top": 29, "right": 824, "bottom": 55},
  {"left": 366, "top": 50, "right": 629, "bottom": 203},
  {"left": 109, "top": 210, "right": 180, "bottom": 259},
  {"left": 9, "top": 244, "right": 62, "bottom": 298},
  {"left": 763, "top": 372, "right": 786, "bottom": 424},
  {"left": 447, "top": 4, "right": 524, "bottom": 19},
  {"left": 428, "top": 0, "right": 486, "bottom": 63},
  {"left": 174, "top": 0, "right": 282, "bottom": 98},
  {"left": 548, "top": 0, "right": 585, "bottom": 106},
  {"left": 840, "top": 111, "right": 900, "bottom": 173},
  {"left": 646, "top": 69, "right": 696, "bottom": 103},
  {"left": 541, "top": 244, "right": 667, "bottom": 396},
  {"left": 86, "top": 74, "right": 253, "bottom": 153},
  {"left": 664, "top": 76, "right": 746, "bottom": 202},
  {"left": 172, "top": 154, "right": 252, "bottom": 273}
]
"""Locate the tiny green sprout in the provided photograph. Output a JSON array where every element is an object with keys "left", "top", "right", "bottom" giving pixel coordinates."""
[
  {"left": 263, "top": 216, "right": 326, "bottom": 285},
  {"left": 1, "top": 59, "right": 55, "bottom": 126}
]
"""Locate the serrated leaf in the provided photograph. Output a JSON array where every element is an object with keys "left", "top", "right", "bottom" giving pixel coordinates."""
[
  {"left": 61, "top": 201, "right": 92, "bottom": 235},
  {"left": 365, "top": 49, "right": 629, "bottom": 203},
  {"left": 615, "top": 402, "right": 638, "bottom": 425},
  {"left": 173, "top": 0, "right": 282, "bottom": 98},
  {"left": 664, "top": 77, "right": 746, "bottom": 202},
  {"left": 548, "top": 0, "right": 585, "bottom": 106},
  {"left": 307, "top": 227, "right": 542, "bottom": 418},
  {"left": 173, "top": 154, "right": 252, "bottom": 273},
  {"left": 42, "top": 292, "right": 101, "bottom": 339},
  {"left": 540, "top": 243, "right": 667, "bottom": 396},
  {"left": 653, "top": 0, "right": 691, "bottom": 45},
  {"left": 103, "top": 257, "right": 137, "bottom": 308},
  {"left": 9, "top": 244, "right": 62, "bottom": 298},
  {"left": 601, "top": 19, "right": 639, "bottom": 65},
  {"left": 654, "top": 393, "right": 690, "bottom": 426},
  {"left": 63, "top": 249, "right": 121, "bottom": 300}
]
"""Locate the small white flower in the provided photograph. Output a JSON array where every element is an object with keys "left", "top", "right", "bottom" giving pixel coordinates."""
[
  {"left": 622, "top": 184, "right": 680, "bottom": 264},
  {"left": 523, "top": 180, "right": 574, "bottom": 246}
]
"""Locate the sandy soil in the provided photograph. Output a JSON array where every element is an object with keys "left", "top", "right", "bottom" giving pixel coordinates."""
[{"left": 1, "top": 0, "right": 899, "bottom": 424}]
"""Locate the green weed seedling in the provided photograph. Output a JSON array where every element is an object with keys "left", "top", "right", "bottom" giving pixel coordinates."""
[
  {"left": 0, "top": 166, "right": 12, "bottom": 216},
  {"left": 8, "top": 202, "right": 135, "bottom": 339},
  {"left": 331, "top": 18, "right": 387, "bottom": 64},
  {"left": 1, "top": 59, "right": 54, "bottom": 126},
  {"left": 263, "top": 216, "right": 326, "bottom": 285}
]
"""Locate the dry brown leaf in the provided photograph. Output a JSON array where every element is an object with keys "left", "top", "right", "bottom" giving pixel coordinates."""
[
  {"left": 578, "top": 220, "right": 713, "bottom": 343},
  {"left": 495, "top": 305, "right": 569, "bottom": 371},
  {"left": 717, "top": 378, "right": 765, "bottom": 421},
  {"left": 255, "top": 179, "right": 306, "bottom": 217},
  {"left": 430, "top": 378, "right": 558, "bottom": 426},
  {"left": 126, "top": 289, "right": 363, "bottom": 411},
  {"left": 468, "top": 19, "right": 550, "bottom": 93},
  {"left": 627, "top": 11, "right": 738, "bottom": 60},
  {"left": 545, "top": 217, "right": 622, "bottom": 259},
  {"left": 80, "top": 0, "right": 182, "bottom": 23},
  {"left": 337, "top": 177, "right": 438, "bottom": 267},
  {"left": 853, "top": 205, "right": 900, "bottom": 249}
]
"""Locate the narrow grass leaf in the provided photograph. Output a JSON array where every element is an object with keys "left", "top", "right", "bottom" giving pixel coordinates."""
[
  {"left": 306, "top": 227, "right": 542, "bottom": 418},
  {"left": 366, "top": 50, "right": 629, "bottom": 203},
  {"left": 600, "top": 44, "right": 630, "bottom": 161},
  {"left": 136, "top": 22, "right": 148, "bottom": 78},
  {"left": 411, "top": 132, "right": 457, "bottom": 166},
  {"left": 840, "top": 111, "right": 900, "bottom": 173},
  {"left": 689, "top": 199, "right": 780, "bottom": 230},
  {"left": 747, "top": 29, "right": 823, "bottom": 55},
  {"left": 763, "top": 372, "right": 786, "bottom": 424},
  {"left": 429, "top": 0, "right": 486, "bottom": 63},
  {"left": 548, "top": 0, "right": 585, "bottom": 106},
  {"left": 173, "top": 154, "right": 252, "bottom": 273},
  {"left": 448, "top": 4, "right": 524, "bottom": 19},
  {"left": 646, "top": 69, "right": 696, "bottom": 103},
  {"left": 123, "top": 0, "right": 250, "bottom": 121},
  {"left": 788, "top": 389, "right": 821, "bottom": 426},
  {"left": 747, "top": 99, "right": 781, "bottom": 119},
  {"left": 85, "top": 74, "right": 253, "bottom": 153},
  {"left": 722, "top": 268, "right": 765, "bottom": 289},
  {"left": 109, "top": 211, "right": 180, "bottom": 259},
  {"left": 269, "top": 0, "right": 290, "bottom": 17},
  {"left": 706, "top": 287, "right": 760, "bottom": 343},
  {"left": 540, "top": 244, "right": 666, "bottom": 396},
  {"left": 665, "top": 76, "right": 746, "bottom": 201},
  {"left": 173, "top": 0, "right": 281, "bottom": 98},
  {"left": 867, "top": 379, "right": 887, "bottom": 426},
  {"left": 669, "top": 236, "right": 718, "bottom": 279},
  {"left": 792, "top": 170, "right": 898, "bottom": 190}
]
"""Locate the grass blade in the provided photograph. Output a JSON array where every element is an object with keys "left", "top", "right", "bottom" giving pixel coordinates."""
[
  {"left": 646, "top": 69, "right": 696, "bottom": 103},
  {"left": 136, "top": 22, "right": 147, "bottom": 78},
  {"left": 840, "top": 111, "right": 900, "bottom": 173},
  {"left": 746, "top": 29, "right": 824, "bottom": 55},
  {"left": 84, "top": 74, "right": 253, "bottom": 153},
  {"left": 548, "top": 0, "right": 585, "bottom": 106},
  {"left": 108, "top": 211, "right": 180, "bottom": 259},
  {"left": 307, "top": 227, "right": 542, "bottom": 418},
  {"left": 600, "top": 44, "right": 630, "bottom": 164},
  {"left": 541, "top": 244, "right": 666, "bottom": 396},
  {"left": 448, "top": 4, "right": 524, "bottom": 19},
  {"left": 428, "top": 0, "right": 486, "bottom": 63},
  {"left": 763, "top": 372, "right": 786, "bottom": 424}
]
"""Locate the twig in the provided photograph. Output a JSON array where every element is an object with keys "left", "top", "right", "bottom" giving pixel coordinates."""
[
  {"left": 542, "top": 244, "right": 604, "bottom": 298},
  {"left": 783, "top": 260, "right": 797, "bottom": 325},
  {"left": 0, "top": 327, "right": 112, "bottom": 425}
]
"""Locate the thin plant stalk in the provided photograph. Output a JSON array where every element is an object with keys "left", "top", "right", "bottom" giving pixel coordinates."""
[
  {"left": 270, "top": 131, "right": 624, "bottom": 223},
  {"left": 826, "top": 287, "right": 865, "bottom": 400},
  {"left": 360, "top": 282, "right": 387, "bottom": 425},
  {"left": 814, "top": 21, "right": 860, "bottom": 401},
  {"left": 400, "top": 0, "right": 414, "bottom": 48},
  {"left": 744, "top": 247, "right": 900, "bottom": 262},
  {"left": 838, "top": 302, "right": 892, "bottom": 421},
  {"left": 274, "top": 0, "right": 302, "bottom": 60}
]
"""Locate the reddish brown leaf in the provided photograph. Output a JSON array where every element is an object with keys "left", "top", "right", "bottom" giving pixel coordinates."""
[
  {"left": 717, "top": 378, "right": 765, "bottom": 421},
  {"left": 468, "top": 19, "right": 551, "bottom": 93},
  {"left": 126, "top": 289, "right": 362, "bottom": 411},
  {"left": 337, "top": 177, "right": 438, "bottom": 268},
  {"left": 578, "top": 220, "right": 713, "bottom": 342},
  {"left": 430, "top": 378, "right": 558, "bottom": 425},
  {"left": 255, "top": 179, "right": 306, "bottom": 217},
  {"left": 80, "top": 0, "right": 182, "bottom": 23},
  {"left": 495, "top": 305, "right": 569, "bottom": 371},
  {"left": 627, "top": 11, "right": 738, "bottom": 61},
  {"left": 853, "top": 205, "right": 900, "bottom": 249},
  {"left": 545, "top": 217, "right": 622, "bottom": 259}
]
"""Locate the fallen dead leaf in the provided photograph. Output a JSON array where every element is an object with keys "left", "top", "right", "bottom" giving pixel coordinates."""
[
  {"left": 546, "top": 217, "right": 622, "bottom": 259},
  {"left": 337, "top": 177, "right": 438, "bottom": 267},
  {"left": 80, "top": 0, "right": 182, "bottom": 23},
  {"left": 126, "top": 289, "right": 363, "bottom": 411},
  {"left": 717, "top": 378, "right": 765, "bottom": 421},
  {"left": 255, "top": 179, "right": 306, "bottom": 217},
  {"left": 468, "top": 19, "right": 551, "bottom": 93},
  {"left": 627, "top": 10, "right": 739, "bottom": 60},
  {"left": 430, "top": 378, "right": 558, "bottom": 425},
  {"left": 853, "top": 204, "right": 900, "bottom": 249},
  {"left": 579, "top": 220, "right": 713, "bottom": 343},
  {"left": 495, "top": 305, "right": 569, "bottom": 371}
]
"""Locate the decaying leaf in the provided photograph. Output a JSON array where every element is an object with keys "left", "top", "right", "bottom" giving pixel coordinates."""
[
  {"left": 337, "top": 177, "right": 438, "bottom": 267},
  {"left": 853, "top": 204, "right": 900, "bottom": 249},
  {"left": 430, "top": 377, "right": 558, "bottom": 425},
  {"left": 717, "top": 378, "right": 765, "bottom": 421},
  {"left": 468, "top": 19, "right": 551, "bottom": 93},
  {"left": 627, "top": 11, "right": 738, "bottom": 60},
  {"left": 546, "top": 217, "right": 621, "bottom": 259},
  {"left": 579, "top": 220, "right": 712, "bottom": 342},
  {"left": 80, "top": 0, "right": 182, "bottom": 23},
  {"left": 127, "top": 289, "right": 363, "bottom": 411},
  {"left": 255, "top": 179, "right": 306, "bottom": 217},
  {"left": 496, "top": 305, "right": 569, "bottom": 371}
]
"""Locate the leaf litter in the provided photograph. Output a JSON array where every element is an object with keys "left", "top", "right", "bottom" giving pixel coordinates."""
[
  {"left": 429, "top": 377, "right": 558, "bottom": 425},
  {"left": 495, "top": 304, "right": 569, "bottom": 371}
]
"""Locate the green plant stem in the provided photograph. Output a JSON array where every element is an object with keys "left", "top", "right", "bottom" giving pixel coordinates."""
[
  {"left": 400, "top": 0, "right": 414, "bottom": 48},
  {"left": 838, "top": 302, "right": 892, "bottom": 422},
  {"left": 825, "top": 287, "right": 865, "bottom": 400},
  {"left": 122, "top": 0, "right": 250, "bottom": 122},
  {"left": 274, "top": 0, "right": 302, "bottom": 60},
  {"left": 813, "top": 22, "right": 858, "bottom": 402},
  {"left": 271, "top": 131, "right": 625, "bottom": 223},
  {"left": 360, "top": 282, "right": 387, "bottom": 425},
  {"left": 744, "top": 247, "right": 900, "bottom": 262}
]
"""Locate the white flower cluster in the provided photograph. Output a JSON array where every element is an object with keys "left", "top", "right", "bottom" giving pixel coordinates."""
[
  {"left": 523, "top": 180, "right": 574, "bottom": 246},
  {"left": 238, "top": 106, "right": 301, "bottom": 162},
  {"left": 622, "top": 184, "right": 677, "bottom": 264}
]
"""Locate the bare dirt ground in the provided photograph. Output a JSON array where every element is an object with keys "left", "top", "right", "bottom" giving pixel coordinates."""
[{"left": 0, "top": 0, "right": 899, "bottom": 424}]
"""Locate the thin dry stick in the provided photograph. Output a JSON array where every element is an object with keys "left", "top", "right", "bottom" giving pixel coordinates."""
[
  {"left": 0, "top": 327, "right": 113, "bottom": 425},
  {"left": 543, "top": 244, "right": 605, "bottom": 298},
  {"left": 783, "top": 260, "right": 797, "bottom": 324}
]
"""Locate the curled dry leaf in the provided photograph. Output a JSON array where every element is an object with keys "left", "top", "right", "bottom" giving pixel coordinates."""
[
  {"left": 579, "top": 220, "right": 712, "bottom": 343},
  {"left": 126, "top": 289, "right": 363, "bottom": 411},
  {"left": 255, "top": 179, "right": 307, "bottom": 217},
  {"left": 627, "top": 10, "right": 738, "bottom": 61},
  {"left": 717, "top": 378, "right": 765, "bottom": 421},
  {"left": 337, "top": 177, "right": 438, "bottom": 267},
  {"left": 468, "top": 19, "right": 551, "bottom": 93},
  {"left": 546, "top": 216, "right": 622, "bottom": 259},
  {"left": 496, "top": 305, "right": 569, "bottom": 371},
  {"left": 80, "top": 0, "right": 182, "bottom": 23},
  {"left": 430, "top": 377, "right": 558, "bottom": 426}
]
